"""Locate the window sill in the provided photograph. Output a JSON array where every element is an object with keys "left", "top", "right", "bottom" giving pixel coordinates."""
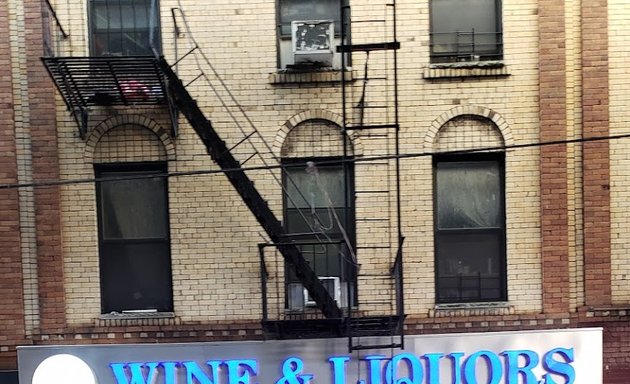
[
  {"left": 98, "top": 311, "right": 178, "bottom": 326},
  {"left": 423, "top": 61, "right": 509, "bottom": 79},
  {"left": 269, "top": 69, "right": 355, "bottom": 85},
  {"left": 429, "top": 302, "right": 513, "bottom": 317}
]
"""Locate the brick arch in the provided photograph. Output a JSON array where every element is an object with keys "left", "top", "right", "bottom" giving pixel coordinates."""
[
  {"left": 273, "top": 110, "right": 363, "bottom": 158},
  {"left": 423, "top": 106, "right": 514, "bottom": 152},
  {"left": 84, "top": 114, "right": 176, "bottom": 162}
]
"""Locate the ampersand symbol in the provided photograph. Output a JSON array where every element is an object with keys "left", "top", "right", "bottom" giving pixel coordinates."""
[{"left": 275, "top": 357, "right": 314, "bottom": 384}]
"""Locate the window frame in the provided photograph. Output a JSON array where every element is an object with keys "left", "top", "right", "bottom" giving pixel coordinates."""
[
  {"left": 433, "top": 152, "right": 507, "bottom": 304},
  {"left": 95, "top": 161, "right": 173, "bottom": 313},
  {"left": 88, "top": 0, "right": 162, "bottom": 56},
  {"left": 281, "top": 157, "right": 356, "bottom": 307},
  {"left": 429, "top": 0, "right": 503, "bottom": 63},
  {"left": 275, "top": 0, "right": 350, "bottom": 70}
]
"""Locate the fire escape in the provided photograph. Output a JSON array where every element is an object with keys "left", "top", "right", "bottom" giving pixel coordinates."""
[{"left": 41, "top": 0, "right": 403, "bottom": 352}]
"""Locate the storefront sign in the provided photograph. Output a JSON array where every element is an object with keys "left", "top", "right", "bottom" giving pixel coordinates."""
[{"left": 18, "top": 328, "right": 602, "bottom": 384}]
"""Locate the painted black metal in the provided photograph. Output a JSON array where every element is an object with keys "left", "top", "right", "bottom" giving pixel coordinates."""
[
  {"left": 336, "top": 41, "right": 400, "bottom": 53},
  {"left": 41, "top": 56, "right": 172, "bottom": 137},
  {"left": 157, "top": 58, "right": 342, "bottom": 319},
  {"left": 340, "top": 0, "right": 405, "bottom": 352},
  {"left": 42, "top": 56, "right": 168, "bottom": 108}
]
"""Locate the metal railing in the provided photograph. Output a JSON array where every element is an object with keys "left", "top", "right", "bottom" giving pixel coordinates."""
[
  {"left": 430, "top": 30, "right": 503, "bottom": 63},
  {"left": 43, "top": 0, "right": 70, "bottom": 57}
]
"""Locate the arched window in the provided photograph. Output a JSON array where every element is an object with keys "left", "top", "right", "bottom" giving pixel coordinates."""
[
  {"left": 92, "top": 123, "right": 172, "bottom": 313},
  {"left": 433, "top": 116, "right": 506, "bottom": 303},
  {"left": 280, "top": 119, "right": 355, "bottom": 309}
]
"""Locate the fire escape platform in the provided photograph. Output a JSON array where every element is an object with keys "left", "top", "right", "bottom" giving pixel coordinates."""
[
  {"left": 42, "top": 56, "right": 172, "bottom": 137},
  {"left": 262, "top": 315, "right": 404, "bottom": 341},
  {"left": 43, "top": 56, "right": 168, "bottom": 107}
]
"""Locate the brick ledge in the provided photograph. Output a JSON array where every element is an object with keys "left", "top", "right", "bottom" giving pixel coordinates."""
[
  {"left": 423, "top": 63, "right": 509, "bottom": 79},
  {"left": 269, "top": 70, "right": 355, "bottom": 84},
  {"left": 430, "top": 302, "right": 514, "bottom": 317}
]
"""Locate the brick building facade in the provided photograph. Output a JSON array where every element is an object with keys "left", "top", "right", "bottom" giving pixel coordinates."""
[{"left": 1, "top": 0, "right": 629, "bottom": 382}]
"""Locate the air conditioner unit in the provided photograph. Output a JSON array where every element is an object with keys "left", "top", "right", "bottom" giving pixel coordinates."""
[
  {"left": 291, "top": 20, "right": 335, "bottom": 67},
  {"left": 304, "top": 276, "right": 341, "bottom": 306}
]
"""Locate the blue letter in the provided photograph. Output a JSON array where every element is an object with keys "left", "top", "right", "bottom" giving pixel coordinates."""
[
  {"left": 183, "top": 361, "right": 221, "bottom": 384},
  {"left": 542, "top": 348, "right": 575, "bottom": 384},
  {"left": 329, "top": 356, "right": 350, "bottom": 384},
  {"left": 161, "top": 362, "right": 179, "bottom": 384},
  {"left": 463, "top": 351, "right": 502, "bottom": 384},
  {"left": 110, "top": 362, "right": 160, "bottom": 384},
  {"left": 384, "top": 353, "right": 423, "bottom": 384},
  {"left": 225, "top": 360, "right": 258, "bottom": 384},
  {"left": 502, "top": 350, "right": 539, "bottom": 384},
  {"left": 447, "top": 353, "right": 464, "bottom": 384},
  {"left": 365, "top": 355, "right": 386, "bottom": 384},
  {"left": 276, "top": 357, "right": 313, "bottom": 384},
  {"left": 423, "top": 353, "right": 444, "bottom": 384}
]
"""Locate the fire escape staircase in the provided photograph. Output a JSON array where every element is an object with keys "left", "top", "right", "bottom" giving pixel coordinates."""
[
  {"left": 41, "top": 0, "right": 405, "bottom": 351},
  {"left": 42, "top": 53, "right": 342, "bottom": 320}
]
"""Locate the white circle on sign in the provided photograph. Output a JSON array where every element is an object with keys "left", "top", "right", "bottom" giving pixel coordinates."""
[{"left": 32, "top": 354, "right": 97, "bottom": 384}]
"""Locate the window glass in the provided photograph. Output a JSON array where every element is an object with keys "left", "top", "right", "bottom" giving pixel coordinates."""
[
  {"left": 430, "top": 0, "right": 502, "bottom": 62},
  {"left": 436, "top": 161, "right": 502, "bottom": 229},
  {"left": 434, "top": 155, "right": 506, "bottom": 303},
  {"left": 100, "top": 171, "right": 167, "bottom": 239},
  {"left": 96, "top": 163, "right": 172, "bottom": 313},
  {"left": 90, "top": 0, "right": 160, "bottom": 56},
  {"left": 282, "top": 161, "right": 355, "bottom": 307},
  {"left": 279, "top": 0, "right": 340, "bottom": 35},
  {"left": 436, "top": 231, "right": 503, "bottom": 302},
  {"left": 285, "top": 165, "right": 346, "bottom": 209}
]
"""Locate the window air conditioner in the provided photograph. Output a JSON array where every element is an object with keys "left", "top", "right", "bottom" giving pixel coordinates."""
[
  {"left": 304, "top": 276, "right": 341, "bottom": 306},
  {"left": 291, "top": 20, "right": 335, "bottom": 67}
]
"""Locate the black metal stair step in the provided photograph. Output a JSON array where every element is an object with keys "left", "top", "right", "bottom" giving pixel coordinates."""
[
  {"left": 351, "top": 343, "right": 403, "bottom": 351},
  {"left": 346, "top": 123, "right": 398, "bottom": 130},
  {"left": 353, "top": 105, "right": 388, "bottom": 109},
  {"left": 349, "top": 315, "right": 402, "bottom": 330},
  {"left": 262, "top": 319, "right": 345, "bottom": 339},
  {"left": 337, "top": 42, "right": 400, "bottom": 52}
]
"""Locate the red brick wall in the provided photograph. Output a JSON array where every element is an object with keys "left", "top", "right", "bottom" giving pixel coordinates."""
[
  {"left": 24, "top": 0, "right": 66, "bottom": 333},
  {"left": 538, "top": 0, "right": 570, "bottom": 313},
  {"left": 582, "top": 0, "right": 611, "bottom": 308},
  {"left": 0, "top": 1, "right": 26, "bottom": 371}
]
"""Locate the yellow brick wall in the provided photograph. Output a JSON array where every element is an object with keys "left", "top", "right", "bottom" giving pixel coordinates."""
[
  {"left": 608, "top": 0, "right": 630, "bottom": 305},
  {"left": 50, "top": 0, "right": 545, "bottom": 325}
]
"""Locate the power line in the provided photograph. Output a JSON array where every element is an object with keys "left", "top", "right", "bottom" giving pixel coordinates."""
[{"left": 1, "top": 131, "right": 629, "bottom": 190}]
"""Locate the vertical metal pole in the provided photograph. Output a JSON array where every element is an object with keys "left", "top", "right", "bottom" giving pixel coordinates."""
[
  {"left": 391, "top": 0, "right": 405, "bottom": 350},
  {"left": 259, "top": 244, "right": 268, "bottom": 322},
  {"left": 340, "top": 1, "right": 353, "bottom": 353}
]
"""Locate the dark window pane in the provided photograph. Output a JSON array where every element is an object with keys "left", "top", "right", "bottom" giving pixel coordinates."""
[
  {"left": 99, "top": 172, "right": 167, "bottom": 239},
  {"left": 96, "top": 163, "right": 172, "bottom": 313},
  {"left": 283, "top": 161, "right": 354, "bottom": 283},
  {"left": 285, "top": 165, "right": 346, "bottom": 209},
  {"left": 90, "top": 0, "right": 160, "bottom": 56},
  {"left": 432, "top": 0, "right": 497, "bottom": 34},
  {"left": 100, "top": 241, "right": 172, "bottom": 312},
  {"left": 286, "top": 243, "right": 345, "bottom": 281},
  {"left": 434, "top": 156, "right": 506, "bottom": 303},
  {"left": 430, "top": 0, "right": 501, "bottom": 60},
  {"left": 436, "top": 231, "right": 504, "bottom": 302},
  {"left": 436, "top": 161, "right": 502, "bottom": 229},
  {"left": 285, "top": 208, "right": 347, "bottom": 236},
  {"left": 279, "top": 0, "right": 340, "bottom": 35}
]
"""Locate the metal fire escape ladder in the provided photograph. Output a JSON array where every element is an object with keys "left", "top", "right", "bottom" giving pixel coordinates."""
[
  {"left": 157, "top": 59, "right": 342, "bottom": 319},
  {"left": 339, "top": 1, "right": 405, "bottom": 352}
]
